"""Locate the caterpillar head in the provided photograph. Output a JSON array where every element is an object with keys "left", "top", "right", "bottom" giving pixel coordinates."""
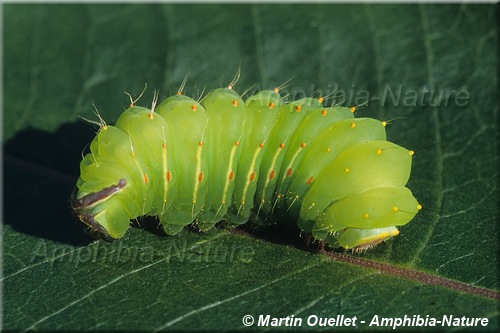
[
  {"left": 71, "top": 179, "right": 128, "bottom": 241},
  {"left": 70, "top": 119, "right": 145, "bottom": 240}
]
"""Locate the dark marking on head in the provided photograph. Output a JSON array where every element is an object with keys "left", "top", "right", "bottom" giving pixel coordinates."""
[
  {"left": 71, "top": 179, "right": 127, "bottom": 210},
  {"left": 71, "top": 179, "right": 126, "bottom": 240}
]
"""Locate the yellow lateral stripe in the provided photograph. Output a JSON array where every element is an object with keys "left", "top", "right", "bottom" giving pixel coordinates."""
[
  {"left": 221, "top": 142, "right": 239, "bottom": 205},
  {"left": 192, "top": 141, "right": 204, "bottom": 205},
  {"left": 280, "top": 145, "right": 303, "bottom": 184},
  {"left": 241, "top": 145, "right": 262, "bottom": 205},
  {"left": 161, "top": 125, "right": 168, "bottom": 213},
  {"left": 161, "top": 144, "right": 168, "bottom": 211},
  {"left": 131, "top": 154, "right": 147, "bottom": 215},
  {"left": 260, "top": 146, "right": 282, "bottom": 202},
  {"left": 128, "top": 131, "right": 149, "bottom": 199}
]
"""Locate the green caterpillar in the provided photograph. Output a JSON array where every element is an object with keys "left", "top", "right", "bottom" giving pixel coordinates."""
[{"left": 71, "top": 82, "right": 421, "bottom": 251}]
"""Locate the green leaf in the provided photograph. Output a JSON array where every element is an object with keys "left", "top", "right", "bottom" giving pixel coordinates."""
[{"left": 3, "top": 3, "right": 499, "bottom": 331}]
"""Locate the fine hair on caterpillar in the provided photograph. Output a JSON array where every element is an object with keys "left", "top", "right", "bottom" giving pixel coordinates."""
[{"left": 71, "top": 75, "right": 421, "bottom": 251}]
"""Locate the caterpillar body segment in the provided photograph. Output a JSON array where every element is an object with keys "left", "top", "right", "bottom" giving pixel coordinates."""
[
  {"left": 227, "top": 90, "right": 283, "bottom": 225},
  {"left": 155, "top": 94, "right": 208, "bottom": 234}
]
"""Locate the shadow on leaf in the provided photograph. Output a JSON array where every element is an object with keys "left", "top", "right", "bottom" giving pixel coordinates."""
[{"left": 4, "top": 121, "right": 96, "bottom": 246}]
